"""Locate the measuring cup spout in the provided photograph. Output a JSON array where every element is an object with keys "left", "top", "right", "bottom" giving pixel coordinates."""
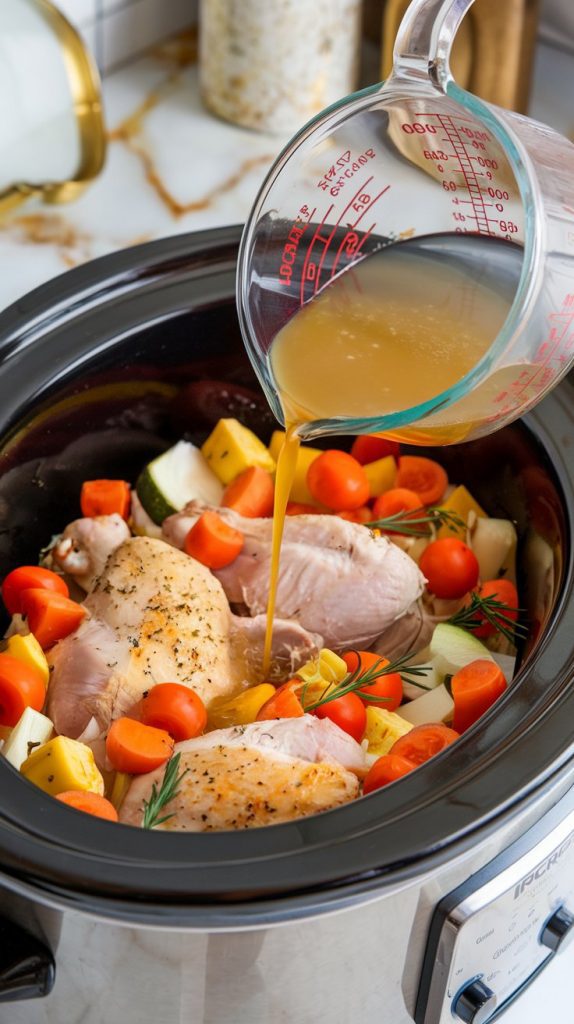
[{"left": 392, "top": 0, "right": 475, "bottom": 89}]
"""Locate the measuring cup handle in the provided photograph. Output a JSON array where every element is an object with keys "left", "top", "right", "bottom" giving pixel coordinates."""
[{"left": 391, "top": 0, "right": 475, "bottom": 90}]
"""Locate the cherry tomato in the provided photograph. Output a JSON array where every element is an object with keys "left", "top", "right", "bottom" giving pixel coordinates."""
[
  {"left": 141, "top": 683, "right": 207, "bottom": 741},
  {"left": 468, "top": 579, "right": 520, "bottom": 638},
  {"left": 419, "top": 538, "right": 479, "bottom": 599},
  {"left": 350, "top": 436, "right": 400, "bottom": 465},
  {"left": 2, "top": 566, "right": 68, "bottom": 616},
  {"left": 371, "top": 488, "right": 422, "bottom": 531},
  {"left": 313, "top": 691, "right": 366, "bottom": 743},
  {"left": 307, "top": 451, "right": 370, "bottom": 512},
  {"left": 0, "top": 654, "right": 46, "bottom": 726},
  {"left": 342, "top": 650, "right": 402, "bottom": 711},
  {"left": 362, "top": 754, "right": 416, "bottom": 794}
]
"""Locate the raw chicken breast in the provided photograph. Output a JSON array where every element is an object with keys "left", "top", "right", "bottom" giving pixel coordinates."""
[
  {"left": 119, "top": 716, "right": 366, "bottom": 830},
  {"left": 48, "top": 535, "right": 320, "bottom": 738},
  {"left": 164, "top": 503, "right": 425, "bottom": 650}
]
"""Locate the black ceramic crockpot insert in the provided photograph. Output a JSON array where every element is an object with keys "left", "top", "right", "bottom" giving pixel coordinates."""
[{"left": 0, "top": 226, "right": 572, "bottom": 912}]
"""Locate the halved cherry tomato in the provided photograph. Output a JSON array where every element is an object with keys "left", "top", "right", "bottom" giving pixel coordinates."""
[
  {"left": 390, "top": 723, "right": 459, "bottom": 765},
  {"left": 362, "top": 754, "right": 416, "bottom": 793},
  {"left": 106, "top": 717, "right": 174, "bottom": 774},
  {"left": 350, "top": 436, "right": 400, "bottom": 465},
  {"left": 20, "top": 589, "right": 86, "bottom": 649},
  {"left": 56, "top": 791, "right": 119, "bottom": 821},
  {"left": 141, "top": 683, "right": 207, "bottom": 741},
  {"left": 419, "top": 538, "right": 479, "bottom": 599},
  {"left": 0, "top": 654, "right": 46, "bottom": 726},
  {"left": 307, "top": 451, "right": 370, "bottom": 512},
  {"left": 342, "top": 650, "right": 402, "bottom": 711},
  {"left": 313, "top": 691, "right": 366, "bottom": 743},
  {"left": 2, "top": 566, "right": 68, "bottom": 616},
  {"left": 397, "top": 456, "right": 448, "bottom": 505},
  {"left": 468, "top": 579, "right": 520, "bottom": 639}
]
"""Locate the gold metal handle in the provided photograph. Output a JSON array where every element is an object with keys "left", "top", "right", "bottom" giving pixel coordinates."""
[{"left": 0, "top": 0, "right": 106, "bottom": 218}]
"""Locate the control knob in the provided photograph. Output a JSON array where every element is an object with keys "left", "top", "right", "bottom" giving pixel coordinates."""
[
  {"left": 540, "top": 906, "right": 574, "bottom": 953},
  {"left": 453, "top": 979, "right": 496, "bottom": 1024}
]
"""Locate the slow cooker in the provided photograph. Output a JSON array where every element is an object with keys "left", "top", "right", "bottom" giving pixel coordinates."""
[{"left": 0, "top": 226, "right": 572, "bottom": 1024}]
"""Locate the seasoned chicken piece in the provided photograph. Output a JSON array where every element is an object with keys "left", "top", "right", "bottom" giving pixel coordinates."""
[
  {"left": 164, "top": 503, "right": 425, "bottom": 650},
  {"left": 48, "top": 536, "right": 320, "bottom": 738},
  {"left": 52, "top": 515, "right": 131, "bottom": 591},
  {"left": 119, "top": 716, "right": 366, "bottom": 830}
]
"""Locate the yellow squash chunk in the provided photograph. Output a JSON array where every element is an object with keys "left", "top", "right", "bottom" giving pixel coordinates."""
[
  {"left": 269, "top": 430, "right": 323, "bottom": 505},
  {"left": 5, "top": 633, "right": 50, "bottom": 687},
  {"left": 201, "top": 418, "right": 275, "bottom": 485},
  {"left": 208, "top": 683, "right": 276, "bottom": 730},
  {"left": 365, "top": 707, "right": 413, "bottom": 757},
  {"left": 20, "top": 736, "right": 104, "bottom": 797},
  {"left": 297, "top": 648, "right": 348, "bottom": 686},
  {"left": 109, "top": 771, "right": 132, "bottom": 810},
  {"left": 364, "top": 456, "right": 397, "bottom": 499},
  {"left": 437, "top": 484, "right": 487, "bottom": 540}
]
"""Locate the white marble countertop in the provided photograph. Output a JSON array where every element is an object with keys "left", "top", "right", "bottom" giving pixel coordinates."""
[{"left": 0, "top": 33, "right": 573, "bottom": 312}]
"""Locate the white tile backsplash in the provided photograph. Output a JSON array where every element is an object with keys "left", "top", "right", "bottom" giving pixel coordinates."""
[{"left": 53, "top": 0, "right": 197, "bottom": 74}]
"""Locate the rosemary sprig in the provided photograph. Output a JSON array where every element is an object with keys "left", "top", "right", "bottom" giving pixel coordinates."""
[
  {"left": 366, "top": 507, "right": 465, "bottom": 538},
  {"left": 447, "top": 593, "right": 528, "bottom": 645},
  {"left": 301, "top": 651, "right": 433, "bottom": 712},
  {"left": 142, "top": 752, "right": 189, "bottom": 829}
]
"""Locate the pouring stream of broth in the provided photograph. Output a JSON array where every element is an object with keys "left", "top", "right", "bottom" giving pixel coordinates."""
[{"left": 261, "top": 234, "right": 520, "bottom": 675}]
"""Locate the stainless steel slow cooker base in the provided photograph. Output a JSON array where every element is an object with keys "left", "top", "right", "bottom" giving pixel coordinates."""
[
  {"left": 2, "top": 772, "right": 573, "bottom": 1024},
  {"left": 0, "top": 227, "right": 572, "bottom": 1023}
]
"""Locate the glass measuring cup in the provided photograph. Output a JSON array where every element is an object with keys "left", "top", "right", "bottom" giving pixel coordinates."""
[{"left": 237, "top": 0, "right": 574, "bottom": 443}]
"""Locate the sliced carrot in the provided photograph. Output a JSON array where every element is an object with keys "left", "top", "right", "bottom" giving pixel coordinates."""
[
  {"left": 20, "top": 589, "right": 86, "bottom": 649},
  {"left": 256, "top": 681, "right": 304, "bottom": 720},
  {"left": 390, "top": 723, "right": 459, "bottom": 765},
  {"left": 106, "top": 717, "right": 174, "bottom": 774},
  {"left": 0, "top": 654, "right": 46, "bottom": 726},
  {"left": 56, "top": 791, "right": 119, "bottom": 821},
  {"left": 397, "top": 456, "right": 448, "bottom": 505},
  {"left": 184, "top": 510, "right": 244, "bottom": 569},
  {"left": 286, "top": 502, "right": 321, "bottom": 515},
  {"left": 350, "top": 436, "right": 400, "bottom": 464},
  {"left": 337, "top": 506, "right": 372, "bottom": 524},
  {"left": 451, "top": 659, "right": 507, "bottom": 733},
  {"left": 80, "top": 479, "right": 131, "bottom": 520},
  {"left": 222, "top": 465, "right": 275, "bottom": 518}
]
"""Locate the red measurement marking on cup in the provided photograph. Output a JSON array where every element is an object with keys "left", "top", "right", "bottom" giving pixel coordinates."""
[
  {"left": 411, "top": 113, "right": 520, "bottom": 240},
  {"left": 492, "top": 294, "right": 574, "bottom": 412},
  {"left": 299, "top": 177, "right": 391, "bottom": 305}
]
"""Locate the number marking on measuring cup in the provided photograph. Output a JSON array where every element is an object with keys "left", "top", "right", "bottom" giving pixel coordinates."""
[
  {"left": 297, "top": 168, "right": 391, "bottom": 307},
  {"left": 413, "top": 112, "right": 520, "bottom": 240}
]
